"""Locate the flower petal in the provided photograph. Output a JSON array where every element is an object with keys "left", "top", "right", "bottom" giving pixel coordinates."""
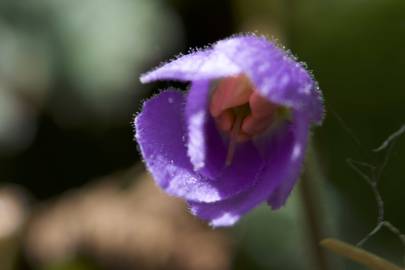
[
  {"left": 140, "top": 34, "right": 324, "bottom": 125},
  {"left": 213, "top": 35, "right": 324, "bottom": 124},
  {"left": 266, "top": 113, "right": 310, "bottom": 209},
  {"left": 135, "top": 90, "right": 262, "bottom": 203},
  {"left": 188, "top": 112, "right": 310, "bottom": 227},
  {"left": 184, "top": 80, "right": 221, "bottom": 173},
  {"left": 140, "top": 49, "right": 240, "bottom": 83}
]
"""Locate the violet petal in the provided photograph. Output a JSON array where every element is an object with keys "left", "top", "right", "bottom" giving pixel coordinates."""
[
  {"left": 189, "top": 112, "right": 309, "bottom": 227},
  {"left": 135, "top": 90, "right": 262, "bottom": 203},
  {"left": 140, "top": 34, "right": 324, "bottom": 125},
  {"left": 140, "top": 49, "right": 240, "bottom": 83}
]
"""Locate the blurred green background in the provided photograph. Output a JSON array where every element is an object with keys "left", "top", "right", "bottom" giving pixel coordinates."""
[{"left": 0, "top": 0, "right": 404, "bottom": 269}]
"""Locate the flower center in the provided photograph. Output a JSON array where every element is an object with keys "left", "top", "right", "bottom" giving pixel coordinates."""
[{"left": 209, "top": 75, "right": 278, "bottom": 166}]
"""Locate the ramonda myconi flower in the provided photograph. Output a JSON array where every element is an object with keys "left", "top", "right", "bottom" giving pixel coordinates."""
[{"left": 135, "top": 34, "right": 324, "bottom": 227}]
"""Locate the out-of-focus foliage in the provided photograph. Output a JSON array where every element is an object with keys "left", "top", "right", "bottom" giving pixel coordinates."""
[
  {"left": 0, "top": 85, "right": 36, "bottom": 154},
  {"left": 42, "top": 0, "right": 182, "bottom": 122},
  {"left": 0, "top": 186, "right": 28, "bottom": 270},
  {"left": 26, "top": 171, "right": 232, "bottom": 270},
  {"left": 0, "top": 0, "right": 182, "bottom": 155},
  {"left": 234, "top": 193, "right": 311, "bottom": 270}
]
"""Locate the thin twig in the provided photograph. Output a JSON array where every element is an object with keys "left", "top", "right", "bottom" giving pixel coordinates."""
[
  {"left": 346, "top": 124, "right": 405, "bottom": 267},
  {"left": 384, "top": 222, "right": 405, "bottom": 267},
  {"left": 373, "top": 125, "right": 405, "bottom": 152},
  {"left": 347, "top": 159, "right": 376, "bottom": 170},
  {"left": 357, "top": 222, "right": 385, "bottom": 247},
  {"left": 376, "top": 142, "right": 396, "bottom": 184},
  {"left": 332, "top": 114, "right": 405, "bottom": 268},
  {"left": 347, "top": 158, "right": 374, "bottom": 185},
  {"left": 330, "top": 109, "right": 363, "bottom": 149}
]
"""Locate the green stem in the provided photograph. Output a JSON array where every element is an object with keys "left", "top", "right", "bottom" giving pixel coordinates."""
[{"left": 300, "top": 143, "right": 330, "bottom": 270}]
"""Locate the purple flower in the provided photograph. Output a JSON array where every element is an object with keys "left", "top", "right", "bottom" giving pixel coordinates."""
[{"left": 135, "top": 34, "right": 324, "bottom": 227}]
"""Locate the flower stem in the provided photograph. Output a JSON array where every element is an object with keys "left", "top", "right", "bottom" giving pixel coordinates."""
[
  {"left": 300, "top": 143, "right": 330, "bottom": 270},
  {"left": 320, "top": 238, "right": 404, "bottom": 270}
]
